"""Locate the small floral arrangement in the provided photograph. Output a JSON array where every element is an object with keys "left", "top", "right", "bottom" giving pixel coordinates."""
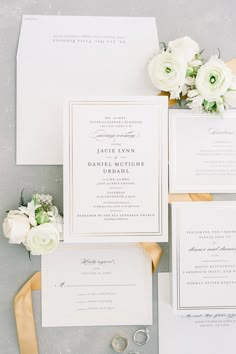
[
  {"left": 2, "top": 192, "right": 63, "bottom": 256},
  {"left": 148, "top": 36, "right": 236, "bottom": 113}
]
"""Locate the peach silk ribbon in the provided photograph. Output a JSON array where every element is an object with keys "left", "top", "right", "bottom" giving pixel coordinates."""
[{"left": 14, "top": 59, "right": 236, "bottom": 353}]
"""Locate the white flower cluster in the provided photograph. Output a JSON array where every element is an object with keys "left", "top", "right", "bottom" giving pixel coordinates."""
[
  {"left": 148, "top": 36, "right": 236, "bottom": 113},
  {"left": 34, "top": 193, "right": 53, "bottom": 205},
  {"left": 3, "top": 193, "right": 63, "bottom": 256}
]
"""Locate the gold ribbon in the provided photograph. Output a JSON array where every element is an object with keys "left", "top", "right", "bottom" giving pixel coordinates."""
[
  {"left": 141, "top": 242, "right": 163, "bottom": 272},
  {"left": 14, "top": 272, "right": 41, "bottom": 354}
]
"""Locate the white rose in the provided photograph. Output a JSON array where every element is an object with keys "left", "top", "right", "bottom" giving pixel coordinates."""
[
  {"left": 168, "top": 36, "right": 200, "bottom": 63},
  {"left": 195, "top": 56, "right": 233, "bottom": 102},
  {"left": 148, "top": 52, "right": 187, "bottom": 99},
  {"left": 24, "top": 223, "right": 59, "bottom": 256},
  {"left": 3, "top": 210, "right": 30, "bottom": 244}
]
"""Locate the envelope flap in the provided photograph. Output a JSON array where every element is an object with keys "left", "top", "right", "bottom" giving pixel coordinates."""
[{"left": 17, "top": 15, "right": 158, "bottom": 59}]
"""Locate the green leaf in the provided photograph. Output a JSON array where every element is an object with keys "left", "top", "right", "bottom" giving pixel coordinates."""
[
  {"left": 35, "top": 210, "right": 49, "bottom": 225},
  {"left": 199, "top": 48, "right": 205, "bottom": 55},
  {"left": 159, "top": 41, "right": 167, "bottom": 51},
  {"left": 177, "top": 99, "right": 182, "bottom": 108},
  {"left": 19, "top": 189, "right": 27, "bottom": 207},
  {"left": 28, "top": 250, "right": 32, "bottom": 261}
]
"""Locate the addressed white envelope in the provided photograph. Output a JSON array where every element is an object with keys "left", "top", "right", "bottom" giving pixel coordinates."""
[
  {"left": 42, "top": 243, "right": 152, "bottom": 327},
  {"left": 169, "top": 109, "right": 236, "bottom": 193},
  {"left": 63, "top": 96, "right": 168, "bottom": 243},
  {"left": 171, "top": 201, "right": 236, "bottom": 314},
  {"left": 16, "top": 15, "right": 159, "bottom": 165},
  {"left": 158, "top": 273, "right": 236, "bottom": 354}
]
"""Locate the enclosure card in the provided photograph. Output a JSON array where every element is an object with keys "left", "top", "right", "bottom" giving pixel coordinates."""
[
  {"left": 169, "top": 109, "right": 236, "bottom": 193},
  {"left": 171, "top": 202, "right": 236, "bottom": 314},
  {"left": 158, "top": 273, "right": 236, "bottom": 354}
]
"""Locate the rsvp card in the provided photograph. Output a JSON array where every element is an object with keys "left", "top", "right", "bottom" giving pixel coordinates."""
[
  {"left": 158, "top": 273, "right": 236, "bottom": 354},
  {"left": 63, "top": 97, "right": 168, "bottom": 243},
  {"left": 169, "top": 109, "right": 236, "bottom": 193},
  {"left": 42, "top": 244, "right": 152, "bottom": 327},
  {"left": 171, "top": 202, "right": 236, "bottom": 314}
]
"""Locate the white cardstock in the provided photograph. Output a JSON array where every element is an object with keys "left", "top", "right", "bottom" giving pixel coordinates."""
[
  {"left": 63, "top": 96, "right": 168, "bottom": 243},
  {"left": 158, "top": 273, "right": 236, "bottom": 354},
  {"left": 169, "top": 109, "right": 236, "bottom": 193},
  {"left": 16, "top": 15, "right": 159, "bottom": 165},
  {"left": 42, "top": 244, "right": 152, "bottom": 327},
  {"left": 171, "top": 202, "right": 236, "bottom": 314}
]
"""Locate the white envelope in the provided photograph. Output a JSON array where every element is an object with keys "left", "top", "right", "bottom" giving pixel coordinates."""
[{"left": 16, "top": 15, "right": 159, "bottom": 165}]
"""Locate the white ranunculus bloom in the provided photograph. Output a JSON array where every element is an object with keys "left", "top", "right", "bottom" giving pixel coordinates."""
[
  {"left": 168, "top": 36, "right": 200, "bottom": 63},
  {"left": 195, "top": 56, "right": 233, "bottom": 102},
  {"left": 3, "top": 210, "right": 30, "bottom": 244},
  {"left": 148, "top": 52, "right": 187, "bottom": 99},
  {"left": 24, "top": 223, "right": 59, "bottom": 255}
]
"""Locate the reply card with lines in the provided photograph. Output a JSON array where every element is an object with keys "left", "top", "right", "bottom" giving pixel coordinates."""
[{"left": 42, "top": 244, "right": 152, "bottom": 326}]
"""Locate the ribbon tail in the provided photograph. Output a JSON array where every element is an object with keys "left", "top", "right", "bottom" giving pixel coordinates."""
[
  {"left": 141, "top": 242, "right": 163, "bottom": 272},
  {"left": 189, "top": 193, "right": 213, "bottom": 201},
  {"left": 14, "top": 272, "right": 41, "bottom": 354}
]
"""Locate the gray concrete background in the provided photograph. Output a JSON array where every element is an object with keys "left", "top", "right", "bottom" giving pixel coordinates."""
[{"left": 0, "top": 0, "right": 236, "bottom": 353}]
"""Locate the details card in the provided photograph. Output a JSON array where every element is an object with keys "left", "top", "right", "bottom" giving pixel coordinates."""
[{"left": 169, "top": 109, "right": 236, "bottom": 193}]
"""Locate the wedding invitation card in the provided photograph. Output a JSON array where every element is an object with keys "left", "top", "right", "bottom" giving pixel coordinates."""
[
  {"left": 169, "top": 109, "right": 236, "bottom": 193},
  {"left": 63, "top": 97, "right": 168, "bottom": 242},
  {"left": 171, "top": 202, "right": 236, "bottom": 314},
  {"left": 16, "top": 16, "right": 159, "bottom": 165},
  {"left": 158, "top": 273, "right": 236, "bottom": 354},
  {"left": 42, "top": 244, "right": 152, "bottom": 327}
]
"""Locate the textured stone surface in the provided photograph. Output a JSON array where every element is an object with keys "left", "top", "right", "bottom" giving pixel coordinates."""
[{"left": 0, "top": 0, "right": 236, "bottom": 353}]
